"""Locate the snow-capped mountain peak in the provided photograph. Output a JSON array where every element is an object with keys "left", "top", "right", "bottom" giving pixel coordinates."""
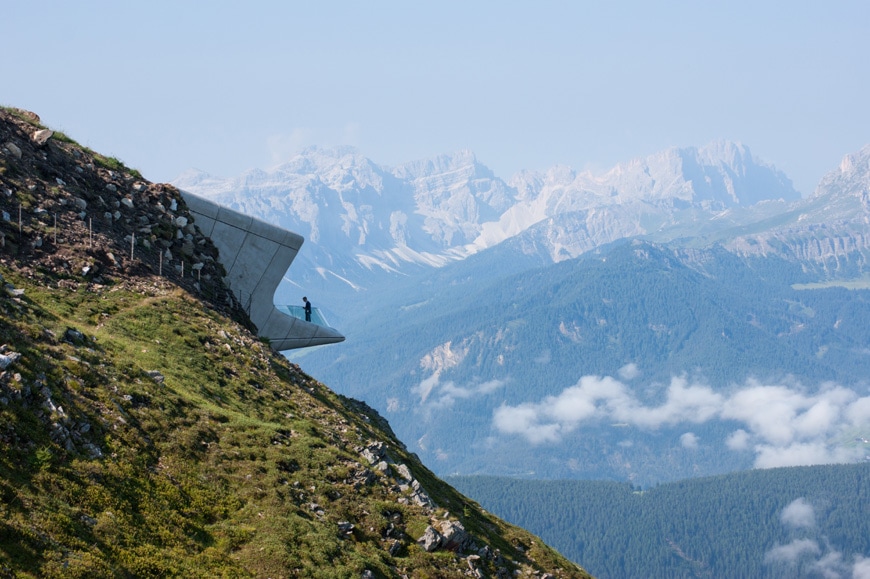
[{"left": 172, "top": 140, "right": 804, "bottom": 290}]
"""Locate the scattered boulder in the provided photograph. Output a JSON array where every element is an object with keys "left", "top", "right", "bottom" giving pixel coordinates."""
[
  {"left": 146, "top": 371, "right": 165, "bottom": 384},
  {"left": 436, "top": 520, "right": 472, "bottom": 552},
  {"left": 3, "top": 142, "right": 22, "bottom": 159},
  {"left": 0, "top": 350, "right": 21, "bottom": 370},
  {"left": 417, "top": 525, "right": 442, "bottom": 552},
  {"left": 395, "top": 463, "right": 413, "bottom": 482},
  {"left": 63, "top": 328, "right": 86, "bottom": 344},
  {"left": 360, "top": 441, "right": 386, "bottom": 465}
]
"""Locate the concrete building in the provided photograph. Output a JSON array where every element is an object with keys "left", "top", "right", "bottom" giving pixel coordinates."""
[{"left": 180, "top": 191, "right": 345, "bottom": 351}]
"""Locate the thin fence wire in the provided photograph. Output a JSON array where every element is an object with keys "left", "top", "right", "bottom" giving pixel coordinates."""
[{"left": 0, "top": 199, "right": 252, "bottom": 327}]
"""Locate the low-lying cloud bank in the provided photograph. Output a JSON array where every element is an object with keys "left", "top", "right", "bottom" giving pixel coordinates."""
[{"left": 493, "top": 369, "right": 870, "bottom": 468}]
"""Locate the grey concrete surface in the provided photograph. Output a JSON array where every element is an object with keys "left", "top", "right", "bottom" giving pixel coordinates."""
[{"left": 180, "top": 191, "right": 345, "bottom": 351}]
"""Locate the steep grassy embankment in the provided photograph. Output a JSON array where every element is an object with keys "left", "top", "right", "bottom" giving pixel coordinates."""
[{"left": 0, "top": 107, "right": 591, "bottom": 578}]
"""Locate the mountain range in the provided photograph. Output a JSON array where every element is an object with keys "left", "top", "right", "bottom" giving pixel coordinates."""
[
  {"left": 173, "top": 140, "right": 808, "bottom": 309},
  {"left": 174, "top": 139, "right": 870, "bottom": 486}
]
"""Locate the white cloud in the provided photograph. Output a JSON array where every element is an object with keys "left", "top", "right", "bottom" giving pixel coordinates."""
[
  {"left": 477, "top": 379, "right": 505, "bottom": 394},
  {"left": 267, "top": 129, "right": 316, "bottom": 165},
  {"left": 764, "top": 500, "right": 870, "bottom": 579},
  {"left": 491, "top": 371, "right": 870, "bottom": 468},
  {"left": 781, "top": 498, "right": 815, "bottom": 529},
  {"left": 680, "top": 432, "right": 699, "bottom": 449},
  {"left": 611, "top": 377, "right": 723, "bottom": 428},
  {"left": 847, "top": 397, "right": 870, "bottom": 424},
  {"left": 547, "top": 375, "right": 623, "bottom": 424},
  {"left": 721, "top": 383, "right": 810, "bottom": 446},
  {"left": 492, "top": 404, "right": 562, "bottom": 444},
  {"left": 853, "top": 555, "right": 870, "bottom": 579},
  {"left": 754, "top": 442, "right": 865, "bottom": 469},
  {"left": 764, "top": 538, "right": 820, "bottom": 565},
  {"left": 726, "top": 429, "right": 750, "bottom": 450},
  {"left": 414, "top": 373, "right": 506, "bottom": 409},
  {"left": 618, "top": 363, "right": 640, "bottom": 380},
  {"left": 811, "top": 551, "right": 847, "bottom": 579},
  {"left": 266, "top": 123, "right": 362, "bottom": 166},
  {"left": 414, "top": 373, "right": 440, "bottom": 403}
]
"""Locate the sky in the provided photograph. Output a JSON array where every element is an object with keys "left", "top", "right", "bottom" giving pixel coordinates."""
[{"left": 4, "top": 1, "right": 869, "bottom": 196}]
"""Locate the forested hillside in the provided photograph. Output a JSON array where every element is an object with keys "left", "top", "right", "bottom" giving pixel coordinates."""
[{"left": 450, "top": 464, "right": 870, "bottom": 578}]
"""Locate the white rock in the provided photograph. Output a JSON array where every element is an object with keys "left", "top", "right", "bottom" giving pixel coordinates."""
[
  {"left": 31, "top": 129, "right": 53, "bottom": 145},
  {"left": 0, "top": 352, "right": 21, "bottom": 369}
]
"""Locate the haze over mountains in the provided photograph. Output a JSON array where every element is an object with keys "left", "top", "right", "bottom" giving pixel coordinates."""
[
  {"left": 173, "top": 140, "right": 804, "bottom": 295},
  {"left": 174, "top": 141, "right": 870, "bottom": 485}
]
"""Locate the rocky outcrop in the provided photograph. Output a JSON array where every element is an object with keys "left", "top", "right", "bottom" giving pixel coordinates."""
[
  {"left": 0, "top": 107, "right": 251, "bottom": 329},
  {"left": 722, "top": 147, "right": 870, "bottom": 266}
]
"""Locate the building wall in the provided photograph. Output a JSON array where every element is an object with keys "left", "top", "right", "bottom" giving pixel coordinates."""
[{"left": 180, "top": 191, "right": 344, "bottom": 351}]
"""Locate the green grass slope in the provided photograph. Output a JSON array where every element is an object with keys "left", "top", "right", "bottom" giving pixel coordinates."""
[{"left": 0, "top": 107, "right": 591, "bottom": 578}]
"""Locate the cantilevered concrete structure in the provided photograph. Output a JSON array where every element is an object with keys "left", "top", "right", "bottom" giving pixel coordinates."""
[{"left": 180, "top": 191, "right": 345, "bottom": 351}]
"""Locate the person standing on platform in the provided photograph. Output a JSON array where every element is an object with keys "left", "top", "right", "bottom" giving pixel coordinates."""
[{"left": 303, "top": 296, "right": 312, "bottom": 322}]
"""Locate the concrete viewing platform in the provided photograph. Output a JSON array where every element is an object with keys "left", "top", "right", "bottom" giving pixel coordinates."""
[{"left": 179, "top": 191, "right": 345, "bottom": 351}]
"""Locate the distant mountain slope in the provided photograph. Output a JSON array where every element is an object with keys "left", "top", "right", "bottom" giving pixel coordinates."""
[
  {"left": 0, "top": 108, "right": 590, "bottom": 578},
  {"left": 297, "top": 240, "right": 870, "bottom": 484},
  {"left": 449, "top": 464, "right": 870, "bottom": 579},
  {"left": 718, "top": 144, "right": 870, "bottom": 271}
]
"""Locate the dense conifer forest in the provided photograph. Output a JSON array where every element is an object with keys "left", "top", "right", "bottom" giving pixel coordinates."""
[{"left": 450, "top": 464, "right": 870, "bottom": 578}]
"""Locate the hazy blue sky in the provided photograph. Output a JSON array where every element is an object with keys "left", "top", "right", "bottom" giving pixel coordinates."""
[{"left": 4, "top": 1, "right": 868, "bottom": 195}]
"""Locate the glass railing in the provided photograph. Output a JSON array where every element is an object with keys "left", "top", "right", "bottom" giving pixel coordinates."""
[{"left": 275, "top": 304, "right": 332, "bottom": 327}]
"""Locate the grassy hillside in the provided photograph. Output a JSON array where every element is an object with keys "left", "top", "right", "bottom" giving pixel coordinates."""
[{"left": 0, "top": 107, "right": 591, "bottom": 578}]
